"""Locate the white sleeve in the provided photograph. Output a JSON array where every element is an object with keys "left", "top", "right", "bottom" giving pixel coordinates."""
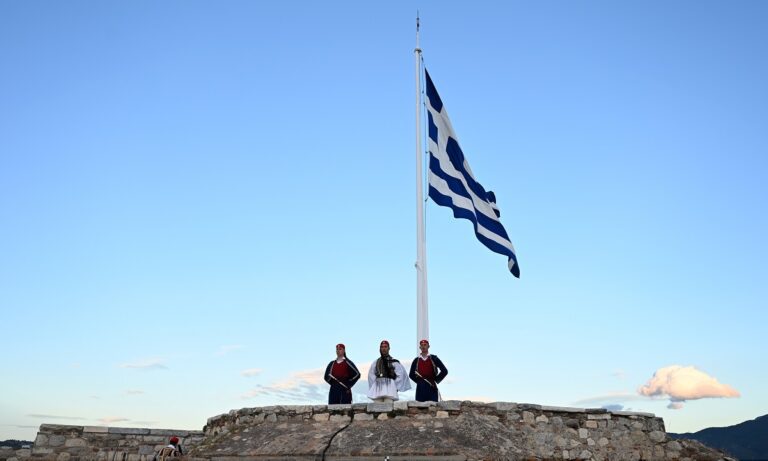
[
  {"left": 394, "top": 362, "right": 412, "bottom": 392},
  {"left": 368, "top": 360, "right": 376, "bottom": 387}
]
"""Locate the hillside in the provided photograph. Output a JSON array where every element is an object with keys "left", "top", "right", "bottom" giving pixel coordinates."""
[{"left": 670, "top": 414, "right": 768, "bottom": 460}]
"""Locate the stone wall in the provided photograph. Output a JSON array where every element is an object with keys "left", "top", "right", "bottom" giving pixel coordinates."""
[
  {"left": 1, "top": 402, "right": 733, "bottom": 461},
  {"left": 195, "top": 401, "right": 733, "bottom": 460},
  {"left": 0, "top": 425, "right": 204, "bottom": 461}
]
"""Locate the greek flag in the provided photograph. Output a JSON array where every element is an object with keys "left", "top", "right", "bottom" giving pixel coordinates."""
[{"left": 425, "top": 69, "right": 520, "bottom": 278}]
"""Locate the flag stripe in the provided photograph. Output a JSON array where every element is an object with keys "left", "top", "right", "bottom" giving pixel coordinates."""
[{"left": 425, "top": 68, "right": 519, "bottom": 278}]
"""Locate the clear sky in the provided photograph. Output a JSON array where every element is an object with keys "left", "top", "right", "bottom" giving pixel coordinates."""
[{"left": 1, "top": 0, "right": 766, "bottom": 441}]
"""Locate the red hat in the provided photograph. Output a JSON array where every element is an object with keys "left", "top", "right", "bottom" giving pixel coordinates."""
[
  {"left": 419, "top": 339, "right": 429, "bottom": 346},
  {"left": 169, "top": 436, "right": 179, "bottom": 445},
  {"left": 336, "top": 343, "right": 345, "bottom": 349},
  {"left": 380, "top": 340, "right": 389, "bottom": 347}
]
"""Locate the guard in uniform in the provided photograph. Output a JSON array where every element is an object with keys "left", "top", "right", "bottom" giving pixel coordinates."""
[
  {"left": 409, "top": 339, "right": 448, "bottom": 402},
  {"left": 324, "top": 343, "right": 361, "bottom": 404}
]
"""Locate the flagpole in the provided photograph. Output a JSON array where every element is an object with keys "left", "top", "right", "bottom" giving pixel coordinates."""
[{"left": 414, "top": 13, "right": 429, "bottom": 351}]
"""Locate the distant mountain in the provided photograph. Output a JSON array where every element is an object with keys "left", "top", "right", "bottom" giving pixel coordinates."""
[
  {"left": 0, "top": 440, "right": 33, "bottom": 450},
  {"left": 670, "top": 414, "right": 768, "bottom": 461}
]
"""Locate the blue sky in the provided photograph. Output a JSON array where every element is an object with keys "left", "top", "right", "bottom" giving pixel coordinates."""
[{"left": 1, "top": 0, "right": 767, "bottom": 441}]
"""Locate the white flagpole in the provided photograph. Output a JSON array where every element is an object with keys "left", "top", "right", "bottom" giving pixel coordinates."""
[{"left": 414, "top": 13, "right": 429, "bottom": 351}]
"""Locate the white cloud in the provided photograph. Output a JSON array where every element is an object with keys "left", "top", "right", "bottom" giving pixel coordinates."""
[
  {"left": 637, "top": 365, "right": 740, "bottom": 405},
  {"left": 571, "top": 392, "right": 645, "bottom": 407},
  {"left": 241, "top": 368, "right": 263, "bottom": 377},
  {"left": 242, "top": 368, "right": 327, "bottom": 402},
  {"left": 667, "top": 402, "right": 684, "bottom": 410},
  {"left": 601, "top": 404, "right": 625, "bottom": 412},
  {"left": 98, "top": 416, "right": 130, "bottom": 425},
  {"left": 26, "top": 414, "right": 86, "bottom": 421},
  {"left": 119, "top": 358, "right": 168, "bottom": 370}
]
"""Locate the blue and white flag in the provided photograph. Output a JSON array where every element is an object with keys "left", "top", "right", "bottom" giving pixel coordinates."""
[{"left": 425, "top": 69, "right": 520, "bottom": 278}]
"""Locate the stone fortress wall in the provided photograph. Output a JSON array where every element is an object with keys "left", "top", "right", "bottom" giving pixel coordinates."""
[
  {"left": 0, "top": 401, "right": 732, "bottom": 461},
  {"left": 0, "top": 425, "right": 204, "bottom": 461}
]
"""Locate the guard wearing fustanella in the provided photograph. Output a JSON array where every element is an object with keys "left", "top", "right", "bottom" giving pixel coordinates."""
[
  {"left": 323, "top": 343, "right": 361, "bottom": 404},
  {"left": 367, "top": 340, "right": 411, "bottom": 402},
  {"left": 409, "top": 339, "right": 448, "bottom": 402}
]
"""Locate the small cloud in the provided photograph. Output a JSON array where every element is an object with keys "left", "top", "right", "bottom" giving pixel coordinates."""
[
  {"left": 241, "top": 368, "right": 263, "bottom": 377},
  {"left": 98, "top": 416, "right": 130, "bottom": 425},
  {"left": 124, "top": 390, "right": 145, "bottom": 395},
  {"left": 217, "top": 345, "right": 244, "bottom": 356},
  {"left": 26, "top": 414, "right": 86, "bottom": 421},
  {"left": 572, "top": 392, "right": 644, "bottom": 407},
  {"left": 119, "top": 358, "right": 168, "bottom": 370},
  {"left": 602, "top": 404, "right": 625, "bottom": 412},
  {"left": 242, "top": 368, "right": 326, "bottom": 402},
  {"left": 638, "top": 365, "right": 740, "bottom": 409}
]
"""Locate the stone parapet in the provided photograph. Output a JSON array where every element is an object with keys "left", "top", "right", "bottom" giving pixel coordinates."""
[
  {"left": 3, "top": 402, "right": 733, "bottom": 461},
  {"left": 0, "top": 425, "right": 204, "bottom": 461},
  {"left": 195, "top": 401, "right": 733, "bottom": 460}
]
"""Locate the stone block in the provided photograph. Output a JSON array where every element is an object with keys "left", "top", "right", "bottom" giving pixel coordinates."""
[
  {"left": 108, "top": 428, "right": 149, "bottom": 435},
  {"left": 351, "top": 403, "right": 367, "bottom": 411},
  {"left": 535, "top": 415, "right": 549, "bottom": 423},
  {"left": 438, "top": 400, "right": 462, "bottom": 411},
  {"left": 578, "top": 428, "right": 589, "bottom": 439},
  {"left": 376, "top": 414, "right": 389, "bottom": 420},
  {"left": 578, "top": 449, "right": 592, "bottom": 459},
  {"left": 329, "top": 414, "right": 351, "bottom": 423},
  {"left": 649, "top": 430, "right": 666, "bottom": 443},
  {"left": 491, "top": 402, "right": 517, "bottom": 411},
  {"left": 666, "top": 441, "right": 682, "bottom": 451},
  {"left": 518, "top": 403, "right": 542, "bottom": 411},
  {"left": 598, "top": 437, "right": 609, "bottom": 446},
  {"left": 522, "top": 411, "right": 535, "bottom": 424},
  {"left": 354, "top": 413, "right": 374, "bottom": 421},
  {"left": 436, "top": 411, "right": 449, "bottom": 419},
  {"left": 32, "top": 447, "right": 54, "bottom": 455},
  {"left": 64, "top": 438, "right": 87, "bottom": 448},
  {"left": 312, "top": 405, "right": 327, "bottom": 412},
  {"left": 585, "top": 421, "right": 598, "bottom": 429},
  {"left": 34, "top": 434, "right": 49, "bottom": 446},
  {"left": 327, "top": 404, "right": 351, "bottom": 412},
  {"left": 587, "top": 413, "right": 611, "bottom": 420},
  {"left": 587, "top": 438, "right": 595, "bottom": 446},
  {"left": 265, "top": 414, "right": 277, "bottom": 423},
  {"left": 540, "top": 405, "right": 586, "bottom": 413},
  {"left": 312, "top": 413, "right": 329, "bottom": 422},
  {"left": 83, "top": 426, "right": 109, "bottom": 433},
  {"left": 408, "top": 401, "right": 436, "bottom": 408},
  {"left": 287, "top": 405, "right": 313, "bottom": 414},
  {"left": 367, "top": 402, "right": 393, "bottom": 413},
  {"left": 48, "top": 435, "right": 66, "bottom": 447},
  {"left": 56, "top": 453, "right": 71, "bottom": 461},
  {"left": 393, "top": 401, "right": 408, "bottom": 411}
]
